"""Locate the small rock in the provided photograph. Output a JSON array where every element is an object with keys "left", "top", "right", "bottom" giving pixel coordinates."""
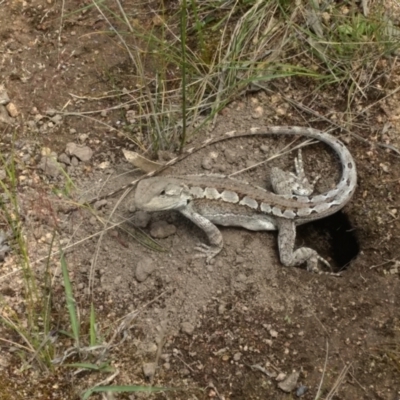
[
  {"left": 27, "top": 120, "right": 36, "bottom": 129},
  {"left": 278, "top": 371, "right": 300, "bottom": 393},
  {"left": 218, "top": 303, "right": 226, "bottom": 315},
  {"left": 38, "top": 155, "right": 61, "bottom": 178},
  {"left": 233, "top": 352, "right": 242, "bottom": 361},
  {"left": 132, "top": 211, "right": 151, "bottom": 228},
  {"left": 126, "top": 110, "right": 136, "bottom": 124},
  {"left": 46, "top": 109, "right": 56, "bottom": 117},
  {"left": 136, "top": 259, "right": 156, "bottom": 282},
  {"left": 180, "top": 368, "right": 190, "bottom": 376},
  {"left": 236, "top": 273, "right": 247, "bottom": 282},
  {"left": 0, "top": 85, "right": 10, "bottom": 105},
  {"left": 224, "top": 149, "right": 237, "bottom": 164},
  {"left": 79, "top": 133, "right": 88, "bottom": 142},
  {"left": 58, "top": 153, "right": 71, "bottom": 165},
  {"left": 181, "top": 321, "right": 195, "bottom": 336},
  {"left": 50, "top": 114, "right": 62, "bottom": 124},
  {"left": 201, "top": 156, "right": 213, "bottom": 170},
  {"left": 71, "top": 156, "right": 79, "bottom": 166},
  {"left": 163, "top": 362, "right": 170, "bottom": 370},
  {"left": 93, "top": 199, "right": 107, "bottom": 210},
  {"left": 0, "top": 105, "right": 13, "bottom": 124},
  {"left": 260, "top": 144, "right": 269, "bottom": 153},
  {"left": 65, "top": 142, "right": 93, "bottom": 162},
  {"left": 114, "top": 275, "right": 122, "bottom": 285},
  {"left": 142, "top": 362, "right": 156, "bottom": 379},
  {"left": 97, "top": 161, "right": 110, "bottom": 170},
  {"left": 251, "top": 105, "right": 264, "bottom": 119},
  {"left": 150, "top": 220, "right": 176, "bottom": 239},
  {"left": 30, "top": 107, "right": 39, "bottom": 115},
  {"left": 269, "top": 329, "right": 278, "bottom": 338},
  {"left": 0, "top": 244, "right": 10, "bottom": 261},
  {"left": 89, "top": 216, "right": 97, "bottom": 226},
  {"left": 276, "top": 372, "right": 286, "bottom": 382},
  {"left": 296, "top": 385, "right": 308, "bottom": 397}
]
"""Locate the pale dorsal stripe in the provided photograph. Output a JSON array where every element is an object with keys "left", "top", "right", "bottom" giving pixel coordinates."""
[
  {"left": 190, "top": 187, "right": 205, "bottom": 198},
  {"left": 221, "top": 190, "right": 239, "bottom": 203},
  {"left": 239, "top": 196, "right": 258, "bottom": 209},
  {"left": 261, "top": 203, "right": 272, "bottom": 213},
  {"left": 204, "top": 187, "right": 221, "bottom": 199}
]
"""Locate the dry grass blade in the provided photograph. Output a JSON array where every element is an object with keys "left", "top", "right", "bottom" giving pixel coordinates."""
[
  {"left": 122, "top": 149, "right": 163, "bottom": 173},
  {"left": 324, "top": 363, "right": 352, "bottom": 400}
]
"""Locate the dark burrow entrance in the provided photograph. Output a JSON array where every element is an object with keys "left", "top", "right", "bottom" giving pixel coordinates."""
[{"left": 298, "top": 211, "right": 360, "bottom": 273}]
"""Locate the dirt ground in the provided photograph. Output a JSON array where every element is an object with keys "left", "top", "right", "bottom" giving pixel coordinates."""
[{"left": 1, "top": 0, "right": 400, "bottom": 399}]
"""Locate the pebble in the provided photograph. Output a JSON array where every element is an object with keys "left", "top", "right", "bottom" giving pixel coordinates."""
[
  {"left": 135, "top": 259, "right": 156, "bottom": 282},
  {"left": 51, "top": 114, "right": 62, "bottom": 124},
  {"left": 0, "top": 86, "right": 10, "bottom": 105},
  {"left": 93, "top": 199, "right": 107, "bottom": 210},
  {"left": 79, "top": 133, "right": 88, "bottom": 142},
  {"left": 180, "top": 368, "right": 190, "bottom": 376},
  {"left": 224, "top": 149, "right": 237, "bottom": 164},
  {"left": 278, "top": 371, "right": 300, "bottom": 393},
  {"left": 201, "top": 156, "right": 213, "bottom": 170},
  {"left": 251, "top": 105, "right": 264, "bottom": 119},
  {"left": 58, "top": 153, "right": 71, "bottom": 165},
  {"left": 65, "top": 142, "right": 93, "bottom": 162},
  {"left": 150, "top": 220, "right": 176, "bottom": 239},
  {"left": 233, "top": 352, "right": 242, "bottom": 361},
  {"left": 89, "top": 216, "right": 97, "bottom": 226},
  {"left": 269, "top": 329, "right": 278, "bottom": 338},
  {"left": 296, "top": 385, "right": 308, "bottom": 397},
  {"left": 46, "top": 109, "right": 56, "bottom": 117},
  {"left": 0, "top": 105, "right": 13, "bottom": 124},
  {"left": 131, "top": 211, "right": 150, "bottom": 228},
  {"left": 181, "top": 321, "right": 195, "bottom": 336},
  {"left": 142, "top": 362, "right": 156, "bottom": 379},
  {"left": 71, "top": 156, "right": 79, "bottom": 167},
  {"left": 38, "top": 155, "right": 61, "bottom": 178},
  {"left": 0, "top": 244, "right": 10, "bottom": 261}
]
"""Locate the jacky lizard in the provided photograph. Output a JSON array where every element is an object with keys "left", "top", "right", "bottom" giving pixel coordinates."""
[{"left": 133, "top": 126, "right": 357, "bottom": 275}]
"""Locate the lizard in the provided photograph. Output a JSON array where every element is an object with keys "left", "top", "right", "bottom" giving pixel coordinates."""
[{"left": 132, "top": 126, "right": 357, "bottom": 275}]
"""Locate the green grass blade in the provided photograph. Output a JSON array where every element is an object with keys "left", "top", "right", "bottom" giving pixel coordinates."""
[
  {"left": 66, "top": 362, "right": 114, "bottom": 372},
  {"left": 89, "top": 303, "right": 97, "bottom": 347},
  {"left": 60, "top": 253, "right": 80, "bottom": 346},
  {"left": 82, "top": 385, "right": 168, "bottom": 400}
]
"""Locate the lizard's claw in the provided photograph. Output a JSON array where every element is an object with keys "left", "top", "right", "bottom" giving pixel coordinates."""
[
  {"left": 193, "top": 243, "right": 222, "bottom": 263},
  {"left": 306, "top": 255, "right": 342, "bottom": 277}
]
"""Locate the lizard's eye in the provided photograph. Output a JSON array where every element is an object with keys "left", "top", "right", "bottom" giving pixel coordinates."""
[{"left": 160, "top": 190, "right": 166, "bottom": 196}]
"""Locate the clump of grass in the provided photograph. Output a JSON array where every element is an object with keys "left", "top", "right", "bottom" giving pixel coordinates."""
[{"left": 60, "top": 1, "right": 400, "bottom": 154}]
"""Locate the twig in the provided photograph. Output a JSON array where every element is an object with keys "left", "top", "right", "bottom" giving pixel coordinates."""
[
  {"left": 260, "top": 83, "right": 400, "bottom": 157},
  {"left": 315, "top": 339, "right": 329, "bottom": 399}
]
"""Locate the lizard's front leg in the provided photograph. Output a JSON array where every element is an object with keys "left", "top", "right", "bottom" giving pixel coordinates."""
[
  {"left": 276, "top": 218, "right": 340, "bottom": 276},
  {"left": 179, "top": 207, "right": 223, "bottom": 262}
]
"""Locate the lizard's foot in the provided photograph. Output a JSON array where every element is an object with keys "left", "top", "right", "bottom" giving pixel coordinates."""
[
  {"left": 193, "top": 243, "right": 223, "bottom": 263},
  {"left": 305, "top": 254, "right": 342, "bottom": 277}
]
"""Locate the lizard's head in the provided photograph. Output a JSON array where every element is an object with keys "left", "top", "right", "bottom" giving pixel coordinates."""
[{"left": 134, "top": 178, "right": 191, "bottom": 211}]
